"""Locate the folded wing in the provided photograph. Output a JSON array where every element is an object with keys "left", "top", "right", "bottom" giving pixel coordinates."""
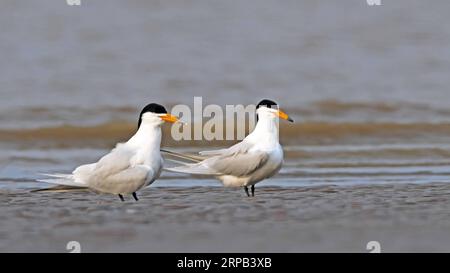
[{"left": 165, "top": 141, "right": 269, "bottom": 177}]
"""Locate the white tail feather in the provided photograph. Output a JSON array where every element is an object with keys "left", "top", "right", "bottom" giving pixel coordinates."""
[
  {"left": 160, "top": 149, "right": 204, "bottom": 162},
  {"left": 39, "top": 173, "right": 74, "bottom": 179},
  {"left": 198, "top": 149, "right": 229, "bottom": 156},
  {"left": 164, "top": 158, "right": 194, "bottom": 166},
  {"left": 164, "top": 163, "right": 220, "bottom": 175},
  {"left": 37, "top": 173, "right": 85, "bottom": 187}
]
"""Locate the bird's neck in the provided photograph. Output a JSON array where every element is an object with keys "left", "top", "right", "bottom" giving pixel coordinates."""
[
  {"left": 127, "top": 123, "right": 162, "bottom": 150},
  {"left": 250, "top": 117, "right": 279, "bottom": 142}
]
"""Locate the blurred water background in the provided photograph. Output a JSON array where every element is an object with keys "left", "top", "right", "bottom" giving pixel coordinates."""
[{"left": 1, "top": 0, "right": 450, "bottom": 189}]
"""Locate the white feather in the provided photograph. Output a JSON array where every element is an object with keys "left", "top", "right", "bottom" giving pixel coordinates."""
[
  {"left": 37, "top": 112, "right": 166, "bottom": 195},
  {"left": 164, "top": 106, "right": 285, "bottom": 188}
]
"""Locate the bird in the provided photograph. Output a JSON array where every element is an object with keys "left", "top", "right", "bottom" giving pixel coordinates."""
[
  {"left": 36, "top": 103, "right": 179, "bottom": 201},
  {"left": 163, "top": 99, "right": 294, "bottom": 197}
]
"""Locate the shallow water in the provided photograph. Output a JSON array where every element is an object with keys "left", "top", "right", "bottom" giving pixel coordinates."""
[{"left": 2, "top": 184, "right": 450, "bottom": 252}]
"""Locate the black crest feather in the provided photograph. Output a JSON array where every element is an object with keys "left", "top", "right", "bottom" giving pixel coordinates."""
[
  {"left": 256, "top": 99, "right": 278, "bottom": 109},
  {"left": 256, "top": 99, "right": 278, "bottom": 122},
  {"left": 138, "top": 103, "right": 167, "bottom": 128}
]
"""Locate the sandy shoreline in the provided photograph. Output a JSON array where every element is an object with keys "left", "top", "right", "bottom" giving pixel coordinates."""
[{"left": 2, "top": 183, "right": 450, "bottom": 252}]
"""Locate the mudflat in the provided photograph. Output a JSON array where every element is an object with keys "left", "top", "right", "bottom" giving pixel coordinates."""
[{"left": 2, "top": 183, "right": 450, "bottom": 252}]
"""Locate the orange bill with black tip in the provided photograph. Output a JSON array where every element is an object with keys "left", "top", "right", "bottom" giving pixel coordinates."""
[{"left": 276, "top": 110, "right": 294, "bottom": 122}]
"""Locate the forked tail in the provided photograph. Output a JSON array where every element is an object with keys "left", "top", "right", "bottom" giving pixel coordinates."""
[{"left": 34, "top": 173, "right": 88, "bottom": 192}]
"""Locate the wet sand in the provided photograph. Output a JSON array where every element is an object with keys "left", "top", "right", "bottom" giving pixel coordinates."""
[{"left": 2, "top": 183, "right": 450, "bottom": 252}]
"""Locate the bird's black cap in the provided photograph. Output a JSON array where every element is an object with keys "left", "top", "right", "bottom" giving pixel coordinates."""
[
  {"left": 256, "top": 99, "right": 278, "bottom": 122},
  {"left": 138, "top": 103, "right": 167, "bottom": 128},
  {"left": 256, "top": 99, "right": 278, "bottom": 109}
]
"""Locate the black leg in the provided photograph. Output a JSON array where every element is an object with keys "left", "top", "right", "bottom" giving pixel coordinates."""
[
  {"left": 118, "top": 194, "right": 125, "bottom": 202},
  {"left": 132, "top": 192, "right": 139, "bottom": 201},
  {"left": 251, "top": 185, "right": 255, "bottom": 197},
  {"left": 244, "top": 186, "right": 250, "bottom": 197}
]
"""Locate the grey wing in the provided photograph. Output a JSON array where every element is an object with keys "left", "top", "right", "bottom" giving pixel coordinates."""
[
  {"left": 84, "top": 147, "right": 150, "bottom": 193},
  {"left": 72, "top": 163, "right": 96, "bottom": 184},
  {"left": 91, "top": 147, "right": 135, "bottom": 177},
  {"left": 93, "top": 165, "right": 150, "bottom": 194},
  {"left": 71, "top": 147, "right": 133, "bottom": 184},
  {"left": 165, "top": 141, "right": 269, "bottom": 177},
  {"left": 205, "top": 142, "right": 270, "bottom": 177},
  {"left": 199, "top": 141, "right": 246, "bottom": 157}
]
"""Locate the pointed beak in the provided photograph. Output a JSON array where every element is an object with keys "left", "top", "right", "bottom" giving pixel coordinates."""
[
  {"left": 276, "top": 110, "right": 294, "bottom": 123},
  {"left": 160, "top": 114, "right": 179, "bottom": 123}
]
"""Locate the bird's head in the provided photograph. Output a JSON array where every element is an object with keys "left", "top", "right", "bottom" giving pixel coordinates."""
[
  {"left": 138, "top": 103, "right": 179, "bottom": 128},
  {"left": 256, "top": 99, "right": 294, "bottom": 123}
]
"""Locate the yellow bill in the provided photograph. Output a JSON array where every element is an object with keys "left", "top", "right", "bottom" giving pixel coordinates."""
[
  {"left": 276, "top": 110, "right": 294, "bottom": 122},
  {"left": 160, "top": 114, "right": 179, "bottom": 123}
]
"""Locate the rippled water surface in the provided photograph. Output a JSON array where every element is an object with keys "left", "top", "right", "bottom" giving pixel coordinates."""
[
  {"left": 2, "top": 1, "right": 450, "bottom": 189},
  {"left": 1, "top": 0, "right": 450, "bottom": 252}
]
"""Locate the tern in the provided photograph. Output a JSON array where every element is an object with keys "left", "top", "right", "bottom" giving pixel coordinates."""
[
  {"left": 36, "top": 103, "right": 179, "bottom": 201},
  {"left": 163, "top": 99, "right": 293, "bottom": 197}
]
